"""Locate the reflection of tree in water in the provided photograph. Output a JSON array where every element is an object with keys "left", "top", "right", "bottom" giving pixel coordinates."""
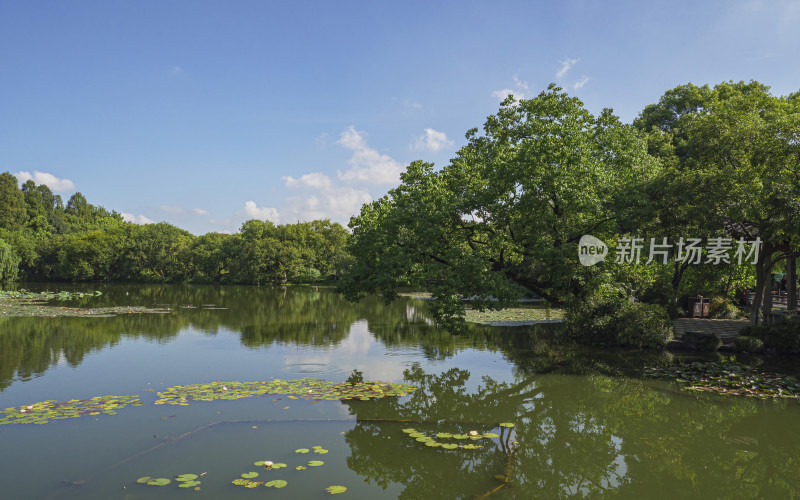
[
  {"left": 341, "top": 363, "right": 800, "bottom": 499},
  {"left": 0, "top": 285, "right": 428, "bottom": 389}
]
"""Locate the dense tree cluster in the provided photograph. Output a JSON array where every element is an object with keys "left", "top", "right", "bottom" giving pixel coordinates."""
[
  {"left": 0, "top": 176, "right": 350, "bottom": 284},
  {"left": 339, "top": 81, "right": 799, "bottom": 330}
]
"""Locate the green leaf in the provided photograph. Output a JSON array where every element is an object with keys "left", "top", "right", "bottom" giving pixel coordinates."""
[
  {"left": 308, "top": 460, "right": 324, "bottom": 467},
  {"left": 295, "top": 448, "right": 310, "bottom": 454},
  {"left": 178, "top": 481, "right": 201, "bottom": 488},
  {"left": 136, "top": 476, "right": 152, "bottom": 484},
  {"left": 265, "top": 480, "right": 287, "bottom": 488},
  {"left": 441, "top": 443, "right": 458, "bottom": 450},
  {"left": 241, "top": 472, "right": 259, "bottom": 478},
  {"left": 146, "top": 478, "right": 171, "bottom": 486},
  {"left": 175, "top": 473, "right": 198, "bottom": 481},
  {"left": 482, "top": 432, "right": 500, "bottom": 438},
  {"left": 499, "top": 422, "right": 515, "bottom": 428},
  {"left": 326, "top": 485, "right": 348, "bottom": 494}
]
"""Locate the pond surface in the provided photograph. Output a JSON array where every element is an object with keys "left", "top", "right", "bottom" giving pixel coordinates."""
[{"left": 1, "top": 284, "right": 799, "bottom": 499}]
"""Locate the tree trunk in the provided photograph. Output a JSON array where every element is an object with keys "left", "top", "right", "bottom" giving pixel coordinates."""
[
  {"left": 750, "top": 249, "right": 768, "bottom": 326},
  {"left": 788, "top": 255, "right": 797, "bottom": 314}
]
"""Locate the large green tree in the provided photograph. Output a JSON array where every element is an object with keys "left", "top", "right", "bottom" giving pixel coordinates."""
[
  {"left": 636, "top": 81, "right": 800, "bottom": 325},
  {"left": 339, "top": 84, "right": 657, "bottom": 330}
]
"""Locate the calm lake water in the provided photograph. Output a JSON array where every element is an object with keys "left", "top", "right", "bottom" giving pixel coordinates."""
[{"left": 1, "top": 284, "right": 799, "bottom": 499}]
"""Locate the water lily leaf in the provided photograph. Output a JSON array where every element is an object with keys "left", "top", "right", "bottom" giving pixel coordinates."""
[
  {"left": 175, "top": 474, "right": 198, "bottom": 481},
  {"left": 232, "top": 479, "right": 247, "bottom": 486},
  {"left": 265, "top": 480, "right": 287, "bottom": 488},
  {"left": 179, "top": 481, "right": 201, "bottom": 488},
  {"left": 272, "top": 463, "right": 287, "bottom": 469},
  {"left": 499, "top": 422, "right": 515, "bottom": 428},
  {"left": 147, "top": 478, "right": 171, "bottom": 486},
  {"left": 441, "top": 443, "right": 458, "bottom": 450},
  {"left": 425, "top": 441, "right": 441, "bottom": 447},
  {"left": 295, "top": 448, "right": 310, "bottom": 454},
  {"left": 314, "top": 448, "right": 329, "bottom": 454},
  {"left": 482, "top": 433, "right": 500, "bottom": 438},
  {"left": 136, "top": 476, "right": 152, "bottom": 484},
  {"left": 254, "top": 461, "right": 267, "bottom": 466},
  {"left": 452, "top": 434, "right": 469, "bottom": 440},
  {"left": 325, "top": 485, "right": 347, "bottom": 494},
  {"left": 296, "top": 466, "right": 307, "bottom": 470},
  {"left": 308, "top": 460, "right": 324, "bottom": 467},
  {"left": 401, "top": 428, "right": 416, "bottom": 434},
  {"left": 241, "top": 472, "right": 259, "bottom": 478},
  {"left": 415, "top": 436, "right": 432, "bottom": 442},
  {"left": 408, "top": 432, "right": 425, "bottom": 438},
  {"left": 435, "top": 432, "right": 452, "bottom": 438}
]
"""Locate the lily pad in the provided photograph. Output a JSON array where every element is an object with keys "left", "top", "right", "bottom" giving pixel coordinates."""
[
  {"left": 175, "top": 474, "right": 198, "bottom": 481},
  {"left": 272, "top": 463, "right": 287, "bottom": 469},
  {"left": 146, "top": 478, "right": 171, "bottom": 486},
  {"left": 482, "top": 432, "right": 500, "bottom": 438},
  {"left": 265, "top": 480, "right": 287, "bottom": 488},
  {"left": 325, "top": 485, "right": 348, "bottom": 495},
  {"left": 452, "top": 434, "right": 469, "bottom": 440},
  {"left": 441, "top": 443, "right": 459, "bottom": 450},
  {"left": 401, "top": 428, "right": 416, "bottom": 434},
  {"left": 0, "top": 395, "right": 142, "bottom": 426},
  {"left": 136, "top": 476, "right": 152, "bottom": 484},
  {"left": 435, "top": 432, "right": 453, "bottom": 438},
  {"left": 295, "top": 448, "right": 310, "bottom": 454},
  {"left": 296, "top": 466, "right": 307, "bottom": 470},
  {"left": 499, "top": 422, "right": 515, "bottom": 428},
  {"left": 308, "top": 460, "right": 324, "bottom": 467},
  {"left": 179, "top": 481, "right": 201, "bottom": 488},
  {"left": 314, "top": 448, "right": 329, "bottom": 454},
  {"left": 152, "top": 379, "right": 417, "bottom": 406},
  {"left": 241, "top": 472, "right": 259, "bottom": 479}
]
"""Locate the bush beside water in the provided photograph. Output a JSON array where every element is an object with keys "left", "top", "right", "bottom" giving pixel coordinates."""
[
  {"left": 562, "top": 296, "right": 673, "bottom": 349},
  {"left": 740, "top": 316, "right": 800, "bottom": 353}
]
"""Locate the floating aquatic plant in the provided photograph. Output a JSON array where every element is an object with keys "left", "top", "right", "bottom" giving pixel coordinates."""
[
  {"left": 645, "top": 362, "right": 800, "bottom": 399},
  {"left": 241, "top": 472, "right": 259, "bottom": 479},
  {"left": 137, "top": 477, "right": 171, "bottom": 486},
  {"left": 499, "top": 422, "right": 515, "bottom": 428},
  {"left": 265, "top": 480, "right": 287, "bottom": 488},
  {"left": 0, "top": 395, "right": 142, "bottom": 425},
  {"left": 308, "top": 460, "right": 324, "bottom": 467},
  {"left": 295, "top": 448, "right": 310, "bottom": 454},
  {"left": 153, "top": 379, "right": 417, "bottom": 406},
  {"left": 325, "top": 485, "right": 347, "bottom": 495}
]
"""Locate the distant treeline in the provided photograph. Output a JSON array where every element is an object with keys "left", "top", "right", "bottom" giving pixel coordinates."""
[{"left": 0, "top": 172, "right": 351, "bottom": 283}]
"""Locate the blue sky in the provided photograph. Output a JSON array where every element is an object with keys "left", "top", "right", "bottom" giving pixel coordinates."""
[{"left": 2, "top": 1, "right": 798, "bottom": 235}]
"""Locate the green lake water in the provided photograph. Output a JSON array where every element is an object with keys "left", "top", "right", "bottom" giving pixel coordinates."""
[{"left": 1, "top": 284, "right": 799, "bottom": 499}]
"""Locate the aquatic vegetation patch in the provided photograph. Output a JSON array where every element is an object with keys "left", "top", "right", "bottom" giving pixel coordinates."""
[
  {"left": 401, "top": 425, "right": 515, "bottom": 450},
  {"left": 0, "top": 289, "right": 103, "bottom": 301},
  {"left": 154, "top": 379, "right": 417, "bottom": 406},
  {"left": 464, "top": 305, "right": 563, "bottom": 325},
  {"left": 0, "top": 395, "right": 142, "bottom": 425},
  {"left": 645, "top": 361, "right": 800, "bottom": 399},
  {"left": 325, "top": 485, "right": 347, "bottom": 494}
]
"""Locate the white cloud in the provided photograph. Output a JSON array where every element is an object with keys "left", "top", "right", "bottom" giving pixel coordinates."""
[
  {"left": 283, "top": 186, "right": 372, "bottom": 222},
  {"left": 192, "top": 208, "right": 209, "bottom": 215},
  {"left": 14, "top": 171, "right": 75, "bottom": 192},
  {"left": 244, "top": 201, "right": 280, "bottom": 223},
  {"left": 556, "top": 58, "right": 579, "bottom": 78},
  {"left": 404, "top": 99, "right": 422, "bottom": 109},
  {"left": 492, "top": 75, "right": 529, "bottom": 102},
  {"left": 336, "top": 126, "right": 405, "bottom": 185},
  {"left": 160, "top": 205, "right": 185, "bottom": 214},
  {"left": 411, "top": 128, "right": 454, "bottom": 152},
  {"left": 573, "top": 75, "right": 590, "bottom": 89},
  {"left": 283, "top": 172, "right": 332, "bottom": 189},
  {"left": 121, "top": 213, "right": 154, "bottom": 224}
]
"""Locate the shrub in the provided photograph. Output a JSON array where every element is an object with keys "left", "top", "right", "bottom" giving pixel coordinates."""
[
  {"left": 740, "top": 316, "right": 800, "bottom": 352},
  {"left": 563, "top": 295, "right": 673, "bottom": 349},
  {"left": 735, "top": 336, "right": 764, "bottom": 353},
  {"left": 709, "top": 296, "right": 742, "bottom": 319}
]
